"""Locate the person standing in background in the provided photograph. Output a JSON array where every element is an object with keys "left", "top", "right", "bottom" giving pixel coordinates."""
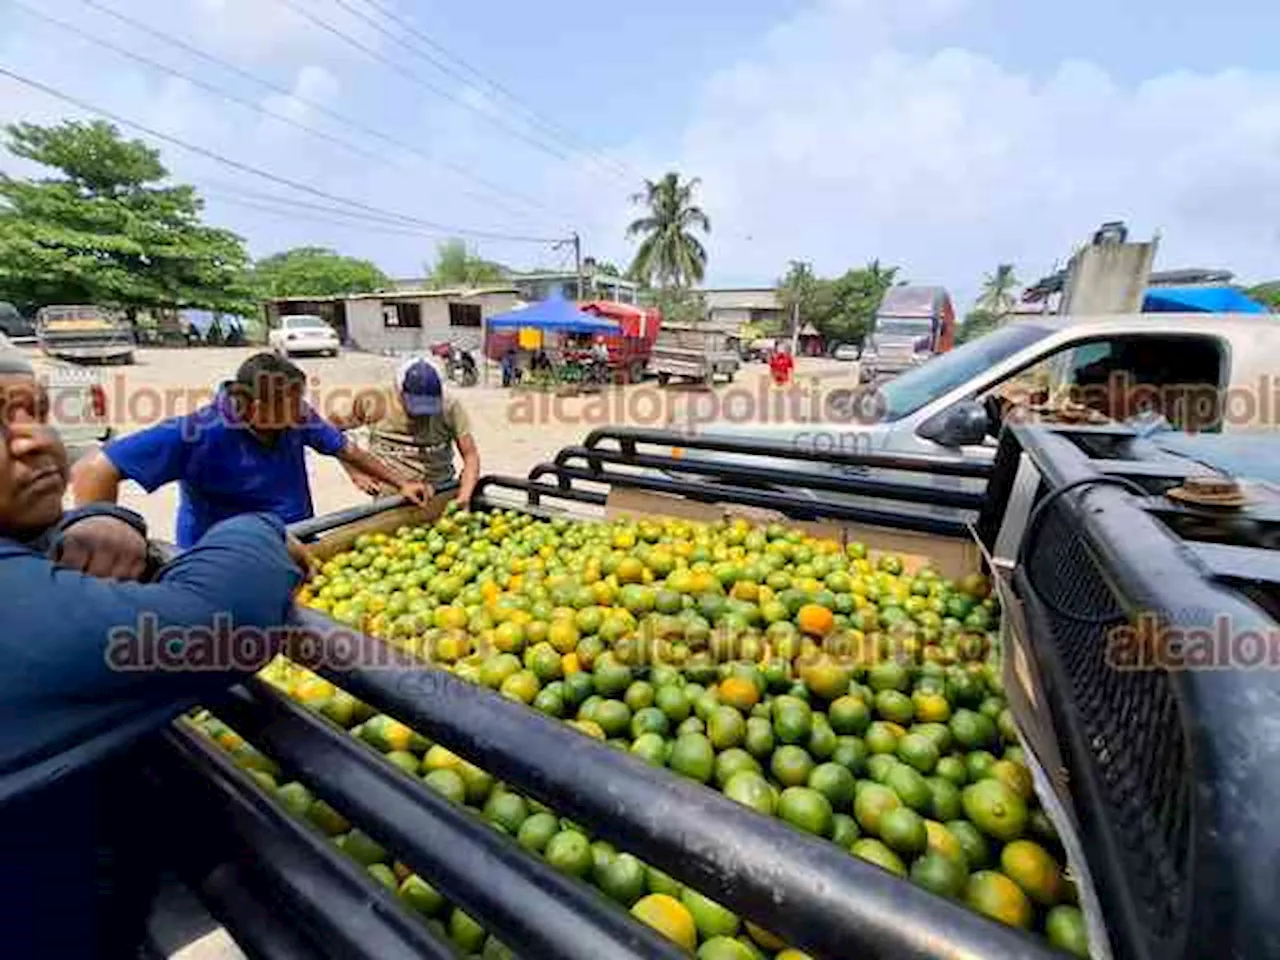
[{"left": 332, "top": 357, "right": 481, "bottom": 506}]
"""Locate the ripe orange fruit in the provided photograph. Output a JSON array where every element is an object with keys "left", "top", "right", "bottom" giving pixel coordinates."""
[
  {"left": 717, "top": 676, "right": 760, "bottom": 711},
  {"left": 797, "top": 604, "right": 835, "bottom": 637}
]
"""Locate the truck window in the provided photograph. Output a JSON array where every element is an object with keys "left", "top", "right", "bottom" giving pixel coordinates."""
[
  {"left": 874, "top": 323, "right": 1053, "bottom": 420},
  {"left": 981, "top": 333, "right": 1227, "bottom": 430}
]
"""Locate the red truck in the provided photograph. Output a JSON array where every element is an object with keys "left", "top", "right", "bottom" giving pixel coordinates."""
[{"left": 578, "top": 300, "right": 662, "bottom": 383}]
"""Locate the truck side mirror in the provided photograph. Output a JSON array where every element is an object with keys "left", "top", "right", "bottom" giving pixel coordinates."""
[{"left": 918, "top": 400, "right": 991, "bottom": 447}]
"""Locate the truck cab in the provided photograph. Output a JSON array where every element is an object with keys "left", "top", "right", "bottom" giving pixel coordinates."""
[
  {"left": 859, "top": 285, "right": 955, "bottom": 383},
  {"left": 669, "top": 310, "right": 1280, "bottom": 522}
]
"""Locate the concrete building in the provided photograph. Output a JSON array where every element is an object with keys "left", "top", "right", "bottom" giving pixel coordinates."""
[
  {"left": 701, "top": 288, "right": 784, "bottom": 329},
  {"left": 263, "top": 287, "right": 522, "bottom": 355},
  {"left": 386, "top": 268, "right": 640, "bottom": 305}
]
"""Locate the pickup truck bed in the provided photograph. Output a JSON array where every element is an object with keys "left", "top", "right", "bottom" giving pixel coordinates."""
[{"left": 43, "top": 423, "right": 1280, "bottom": 959}]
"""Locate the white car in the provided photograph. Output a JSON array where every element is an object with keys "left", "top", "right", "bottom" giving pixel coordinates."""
[
  {"left": 832, "top": 343, "right": 861, "bottom": 361},
  {"left": 269, "top": 315, "right": 341, "bottom": 358}
]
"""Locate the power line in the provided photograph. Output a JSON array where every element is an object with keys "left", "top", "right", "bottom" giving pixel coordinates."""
[
  {"left": 13, "top": 2, "right": 385, "bottom": 170},
  {"left": 62, "top": 0, "right": 555, "bottom": 218},
  {"left": 352, "top": 0, "right": 637, "bottom": 182},
  {"left": 203, "top": 189, "right": 439, "bottom": 239},
  {"left": 269, "top": 0, "right": 603, "bottom": 170},
  {"left": 333, "top": 0, "right": 633, "bottom": 182},
  {"left": 201, "top": 180, "right": 481, "bottom": 235},
  {"left": 0, "top": 64, "right": 570, "bottom": 245}
]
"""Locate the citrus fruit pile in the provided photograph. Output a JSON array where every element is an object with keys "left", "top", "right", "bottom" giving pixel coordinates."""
[{"left": 204, "top": 505, "right": 1093, "bottom": 959}]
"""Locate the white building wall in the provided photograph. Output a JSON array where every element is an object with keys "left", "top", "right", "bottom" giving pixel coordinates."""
[{"left": 345, "top": 292, "right": 521, "bottom": 354}]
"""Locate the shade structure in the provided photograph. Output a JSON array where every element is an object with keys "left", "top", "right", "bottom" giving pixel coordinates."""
[
  {"left": 486, "top": 289, "right": 623, "bottom": 334},
  {"left": 1142, "top": 286, "right": 1268, "bottom": 314}
]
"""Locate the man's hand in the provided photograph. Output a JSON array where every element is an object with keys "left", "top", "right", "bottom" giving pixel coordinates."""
[
  {"left": 53, "top": 515, "right": 149, "bottom": 581},
  {"left": 352, "top": 472, "right": 390, "bottom": 497},
  {"left": 285, "top": 533, "right": 317, "bottom": 585},
  {"left": 400, "top": 479, "right": 431, "bottom": 506}
]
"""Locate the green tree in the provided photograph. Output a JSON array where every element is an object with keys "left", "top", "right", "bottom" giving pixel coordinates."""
[
  {"left": 776, "top": 260, "right": 827, "bottom": 340},
  {"left": 814, "top": 262, "right": 900, "bottom": 346},
  {"left": 956, "top": 308, "right": 1001, "bottom": 344},
  {"left": 640, "top": 285, "right": 707, "bottom": 325},
  {"left": 0, "top": 119, "right": 254, "bottom": 316},
  {"left": 584, "top": 258, "right": 622, "bottom": 277},
  {"left": 625, "top": 172, "right": 710, "bottom": 288},
  {"left": 977, "top": 263, "right": 1020, "bottom": 317},
  {"left": 425, "top": 238, "right": 508, "bottom": 289},
  {"left": 1246, "top": 282, "right": 1280, "bottom": 311},
  {"left": 250, "top": 246, "right": 388, "bottom": 298}
]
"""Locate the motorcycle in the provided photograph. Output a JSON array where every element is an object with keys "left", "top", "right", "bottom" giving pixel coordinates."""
[{"left": 445, "top": 346, "right": 479, "bottom": 388}]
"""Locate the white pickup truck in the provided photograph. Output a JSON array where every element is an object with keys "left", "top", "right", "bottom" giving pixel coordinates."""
[
  {"left": 670, "top": 311, "right": 1280, "bottom": 511},
  {"left": 2, "top": 332, "right": 113, "bottom": 461}
]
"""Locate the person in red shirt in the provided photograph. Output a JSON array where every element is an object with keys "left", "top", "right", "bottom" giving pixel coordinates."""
[{"left": 769, "top": 349, "right": 795, "bottom": 386}]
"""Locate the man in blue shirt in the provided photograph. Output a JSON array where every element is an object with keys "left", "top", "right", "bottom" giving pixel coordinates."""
[
  {"left": 0, "top": 347, "right": 308, "bottom": 957},
  {"left": 71, "top": 352, "right": 427, "bottom": 547}
]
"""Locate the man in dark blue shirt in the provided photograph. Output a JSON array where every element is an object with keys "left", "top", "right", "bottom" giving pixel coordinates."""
[
  {"left": 71, "top": 352, "right": 427, "bottom": 547},
  {"left": 0, "top": 348, "right": 309, "bottom": 957}
]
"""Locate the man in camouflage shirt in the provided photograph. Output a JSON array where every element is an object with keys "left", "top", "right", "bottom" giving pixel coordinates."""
[{"left": 336, "top": 357, "right": 481, "bottom": 505}]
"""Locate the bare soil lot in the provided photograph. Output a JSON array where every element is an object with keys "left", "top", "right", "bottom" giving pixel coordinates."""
[{"left": 41, "top": 346, "right": 857, "bottom": 542}]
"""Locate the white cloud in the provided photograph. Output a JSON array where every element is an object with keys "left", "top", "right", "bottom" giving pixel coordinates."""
[
  {"left": 577, "top": 0, "right": 1280, "bottom": 303},
  {"left": 4, "top": 0, "right": 1280, "bottom": 299}
]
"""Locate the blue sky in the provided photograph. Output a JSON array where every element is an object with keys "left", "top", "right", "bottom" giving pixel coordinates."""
[{"left": 2, "top": 0, "right": 1279, "bottom": 308}]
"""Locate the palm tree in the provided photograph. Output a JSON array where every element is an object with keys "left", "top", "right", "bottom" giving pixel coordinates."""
[
  {"left": 865, "top": 259, "right": 900, "bottom": 290},
  {"left": 977, "top": 263, "right": 1020, "bottom": 317},
  {"left": 625, "top": 172, "right": 710, "bottom": 289}
]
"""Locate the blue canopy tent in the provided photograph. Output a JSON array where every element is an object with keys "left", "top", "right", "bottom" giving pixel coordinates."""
[
  {"left": 486, "top": 289, "right": 622, "bottom": 334},
  {"left": 1142, "top": 286, "right": 1268, "bottom": 314}
]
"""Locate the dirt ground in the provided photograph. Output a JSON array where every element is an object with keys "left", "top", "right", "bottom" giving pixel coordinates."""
[{"left": 42, "top": 345, "right": 857, "bottom": 542}]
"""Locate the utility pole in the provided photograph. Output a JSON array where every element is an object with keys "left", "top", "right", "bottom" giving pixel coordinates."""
[
  {"left": 573, "top": 231, "right": 583, "bottom": 300},
  {"left": 552, "top": 232, "right": 584, "bottom": 300}
]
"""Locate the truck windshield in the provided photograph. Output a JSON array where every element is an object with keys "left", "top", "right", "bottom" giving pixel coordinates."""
[
  {"left": 875, "top": 322, "right": 1053, "bottom": 421},
  {"left": 875, "top": 319, "right": 932, "bottom": 338}
]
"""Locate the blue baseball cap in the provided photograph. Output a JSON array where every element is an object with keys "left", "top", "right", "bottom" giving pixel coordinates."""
[{"left": 398, "top": 358, "right": 443, "bottom": 416}]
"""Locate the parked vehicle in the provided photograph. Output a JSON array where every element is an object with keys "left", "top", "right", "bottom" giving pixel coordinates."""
[
  {"left": 447, "top": 347, "right": 478, "bottom": 387},
  {"left": 579, "top": 300, "right": 662, "bottom": 383},
  {"left": 2, "top": 331, "right": 111, "bottom": 459},
  {"left": 832, "top": 343, "right": 861, "bottom": 361},
  {"left": 268, "top": 314, "right": 341, "bottom": 358},
  {"left": 859, "top": 285, "right": 955, "bottom": 383},
  {"left": 650, "top": 323, "right": 740, "bottom": 386},
  {"left": 35, "top": 304, "right": 135, "bottom": 364},
  {"left": 667, "top": 310, "right": 1280, "bottom": 517},
  {"left": 0, "top": 301, "right": 35, "bottom": 341}
]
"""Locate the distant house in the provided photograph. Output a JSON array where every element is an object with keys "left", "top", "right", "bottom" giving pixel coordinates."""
[
  {"left": 702, "top": 288, "right": 783, "bottom": 331},
  {"left": 262, "top": 287, "right": 522, "bottom": 354}
]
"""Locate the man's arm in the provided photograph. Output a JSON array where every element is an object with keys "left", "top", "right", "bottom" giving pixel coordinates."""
[
  {"left": 455, "top": 433, "right": 480, "bottom": 505},
  {"left": 69, "top": 450, "right": 124, "bottom": 505},
  {"left": 336, "top": 444, "right": 429, "bottom": 504},
  {"left": 298, "top": 404, "right": 429, "bottom": 505},
  {"left": 70, "top": 418, "right": 190, "bottom": 507},
  {"left": 0, "top": 512, "right": 302, "bottom": 774}
]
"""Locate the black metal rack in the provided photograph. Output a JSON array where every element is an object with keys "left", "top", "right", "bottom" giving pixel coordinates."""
[
  {"left": 118, "top": 422, "right": 1280, "bottom": 959},
  {"left": 980, "top": 423, "right": 1280, "bottom": 960}
]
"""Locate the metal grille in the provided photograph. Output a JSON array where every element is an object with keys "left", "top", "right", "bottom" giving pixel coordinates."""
[{"left": 1025, "top": 501, "right": 1192, "bottom": 954}]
